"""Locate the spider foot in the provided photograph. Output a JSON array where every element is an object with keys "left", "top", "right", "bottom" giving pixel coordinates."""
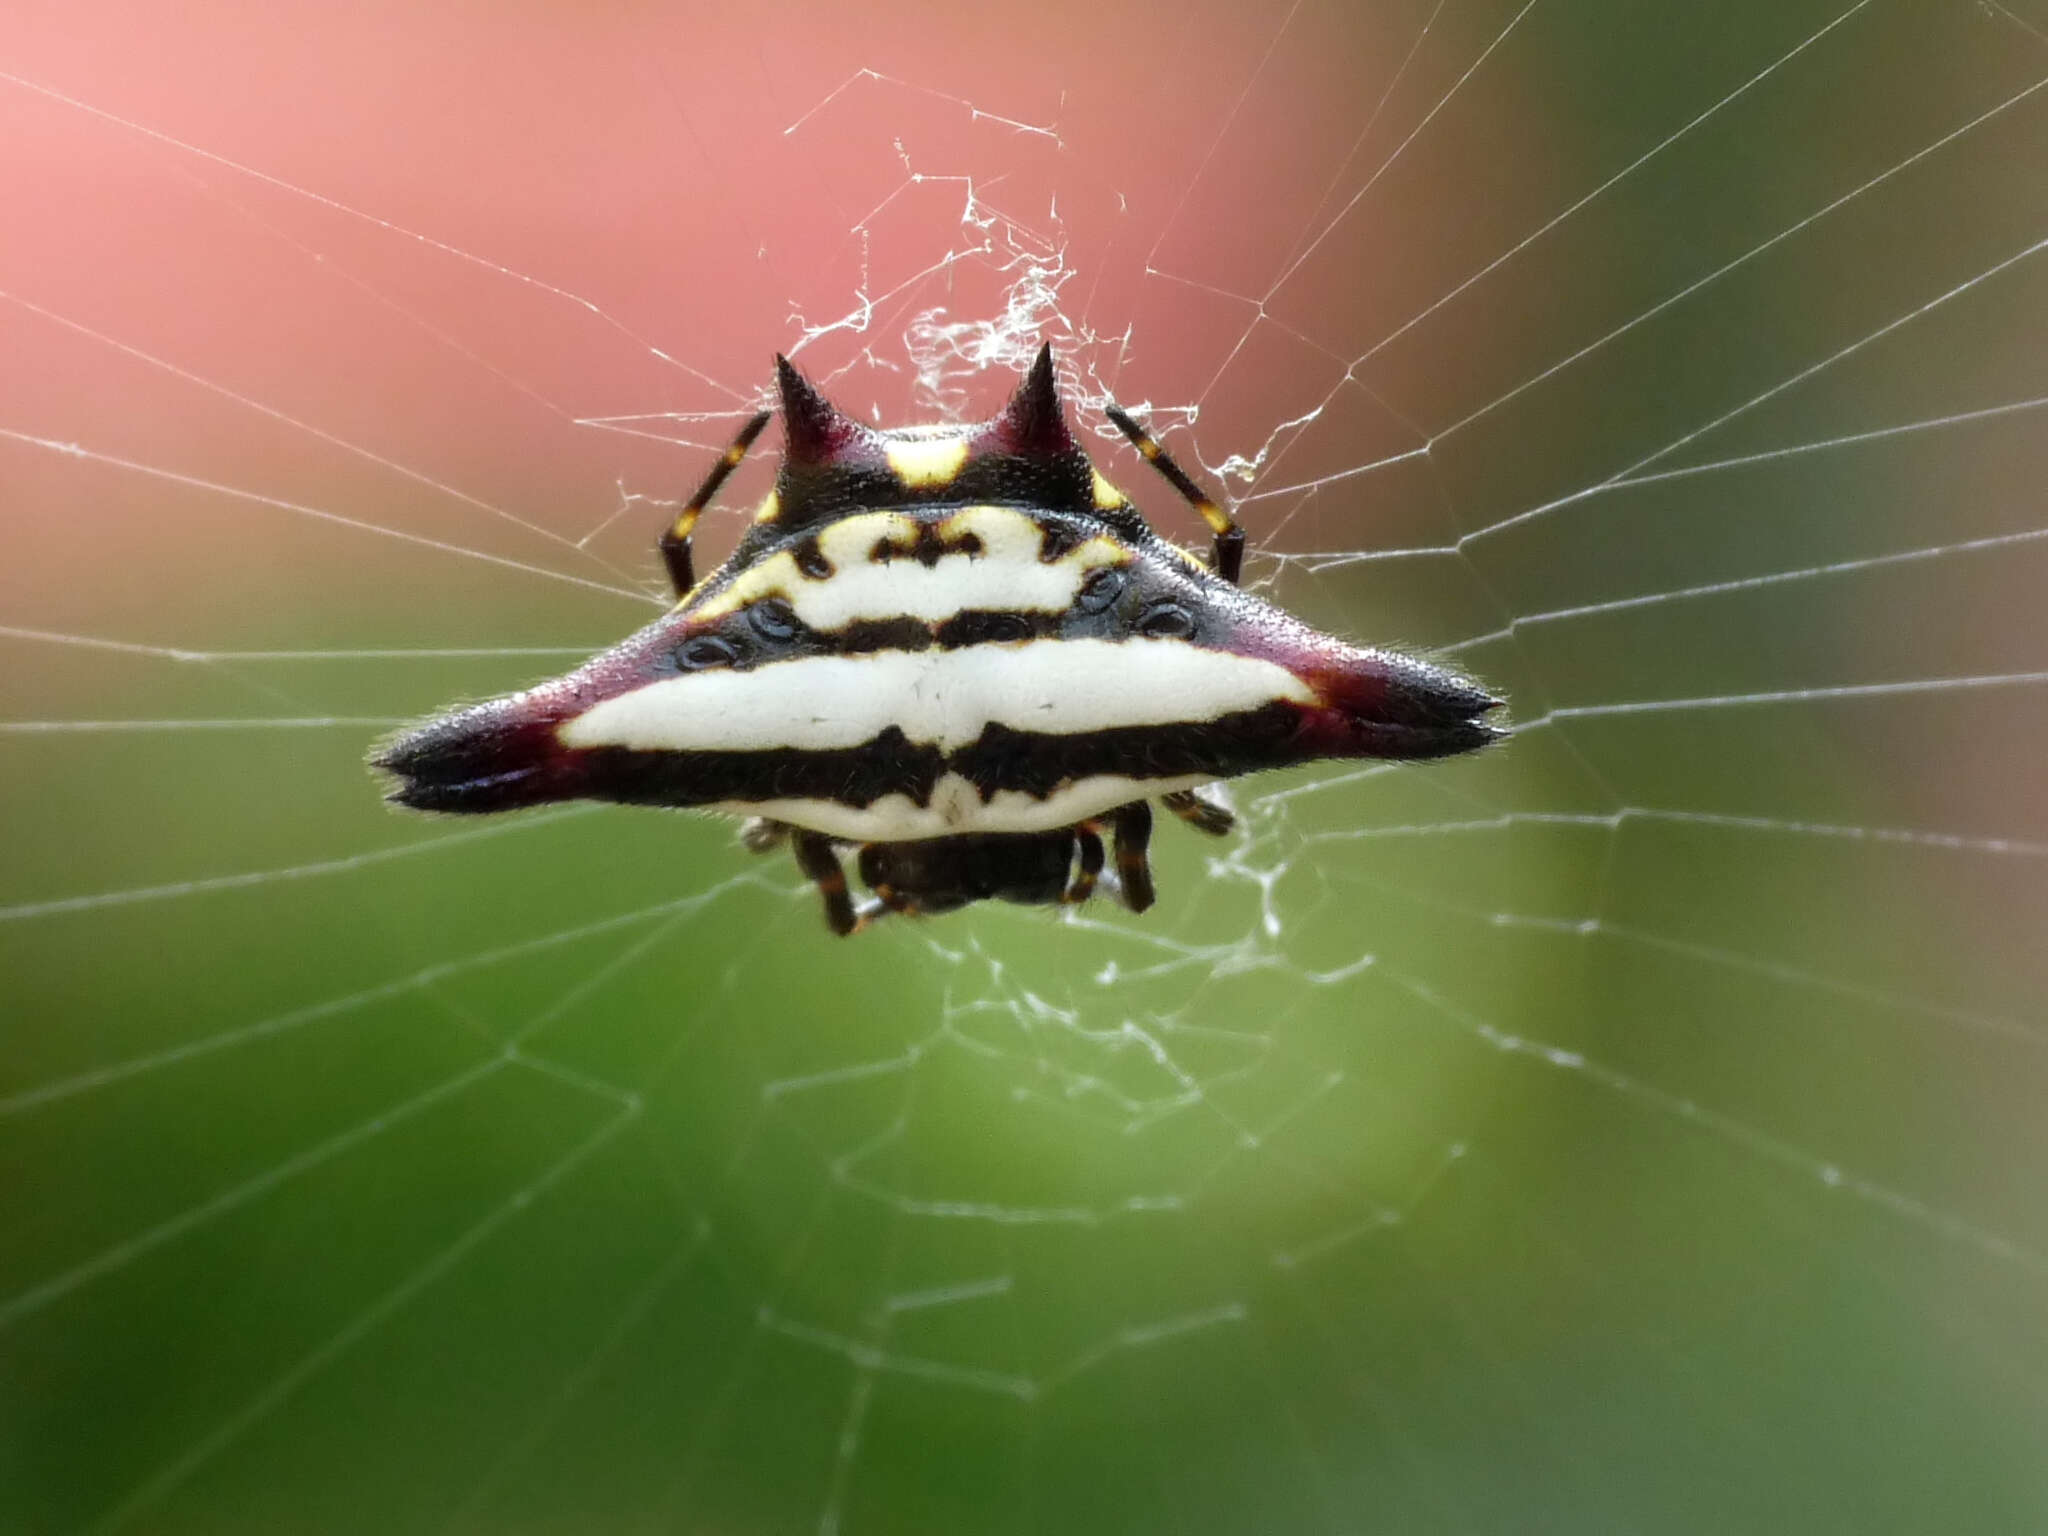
[
  {"left": 1062, "top": 823, "right": 1106, "bottom": 904},
  {"left": 1111, "top": 802, "right": 1156, "bottom": 913},
  {"left": 740, "top": 816, "right": 790, "bottom": 854},
  {"left": 1162, "top": 789, "right": 1234, "bottom": 837},
  {"left": 791, "top": 830, "right": 863, "bottom": 936}
]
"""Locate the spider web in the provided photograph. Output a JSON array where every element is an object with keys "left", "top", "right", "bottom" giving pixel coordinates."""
[{"left": 4, "top": 1, "right": 2047, "bottom": 1530}]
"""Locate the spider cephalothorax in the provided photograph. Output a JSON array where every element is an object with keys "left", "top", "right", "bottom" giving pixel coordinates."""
[{"left": 373, "top": 346, "right": 1505, "bottom": 933}]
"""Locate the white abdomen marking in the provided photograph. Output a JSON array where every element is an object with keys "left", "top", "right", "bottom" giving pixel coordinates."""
[
  {"left": 558, "top": 639, "right": 1311, "bottom": 755},
  {"left": 687, "top": 507, "right": 1124, "bottom": 630},
  {"left": 723, "top": 774, "right": 1212, "bottom": 840}
]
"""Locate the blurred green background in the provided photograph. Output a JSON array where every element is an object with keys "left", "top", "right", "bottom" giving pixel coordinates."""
[{"left": 4, "top": 1, "right": 2046, "bottom": 1531}]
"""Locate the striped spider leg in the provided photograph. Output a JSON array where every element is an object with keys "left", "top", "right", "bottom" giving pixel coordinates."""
[
  {"left": 1102, "top": 400, "right": 1247, "bottom": 586},
  {"left": 660, "top": 407, "right": 773, "bottom": 598}
]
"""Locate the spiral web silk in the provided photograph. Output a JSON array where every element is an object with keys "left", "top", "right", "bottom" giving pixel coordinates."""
[{"left": 3, "top": 2, "right": 2046, "bottom": 1531}]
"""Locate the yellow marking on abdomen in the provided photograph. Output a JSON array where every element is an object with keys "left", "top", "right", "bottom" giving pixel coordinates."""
[
  {"left": 886, "top": 438, "right": 971, "bottom": 487},
  {"left": 681, "top": 506, "right": 1130, "bottom": 628}
]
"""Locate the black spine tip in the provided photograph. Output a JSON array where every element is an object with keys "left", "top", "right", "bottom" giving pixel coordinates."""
[
  {"left": 775, "top": 354, "right": 861, "bottom": 465},
  {"left": 1027, "top": 339, "right": 1055, "bottom": 389},
  {"left": 989, "top": 341, "right": 1077, "bottom": 459}
]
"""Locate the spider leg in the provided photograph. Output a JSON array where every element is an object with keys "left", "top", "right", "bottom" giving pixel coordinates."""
[
  {"left": 790, "top": 830, "right": 863, "bottom": 936},
  {"left": 1064, "top": 822, "right": 1106, "bottom": 904},
  {"left": 739, "top": 816, "right": 790, "bottom": 854},
  {"left": 1161, "top": 789, "right": 1235, "bottom": 838},
  {"left": 869, "top": 879, "right": 919, "bottom": 916},
  {"left": 659, "top": 407, "right": 773, "bottom": 599},
  {"left": 1109, "top": 801, "right": 1156, "bottom": 913},
  {"left": 1103, "top": 402, "right": 1246, "bottom": 586}
]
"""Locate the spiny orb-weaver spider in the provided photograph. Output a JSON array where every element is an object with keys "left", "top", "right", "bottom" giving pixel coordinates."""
[{"left": 374, "top": 346, "right": 1506, "bottom": 934}]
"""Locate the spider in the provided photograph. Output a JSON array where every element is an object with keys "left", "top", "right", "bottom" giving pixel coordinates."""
[{"left": 373, "top": 346, "right": 1505, "bottom": 933}]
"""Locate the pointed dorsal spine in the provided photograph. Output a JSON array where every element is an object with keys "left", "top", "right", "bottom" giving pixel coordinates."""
[
  {"left": 976, "top": 342, "right": 1078, "bottom": 460},
  {"left": 768, "top": 355, "right": 890, "bottom": 528},
  {"left": 765, "top": 345, "right": 1102, "bottom": 530},
  {"left": 774, "top": 354, "right": 872, "bottom": 467},
  {"left": 958, "top": 342, "right": 1096, "bottom": 514}
]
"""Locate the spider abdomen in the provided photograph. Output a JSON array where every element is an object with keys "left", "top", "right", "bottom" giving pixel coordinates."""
[{"left": 373, "top": 345, "right": 1505, "bottom": 933}]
